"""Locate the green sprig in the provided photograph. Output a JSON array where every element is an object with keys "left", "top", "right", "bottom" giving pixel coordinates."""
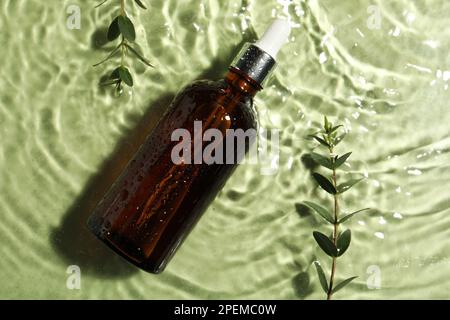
[
  {"left": 304, "top": 116, "right": 370, "bottom": 299},
  {"left": 94, "top": 0, "right": 154, "bottom": 96}
]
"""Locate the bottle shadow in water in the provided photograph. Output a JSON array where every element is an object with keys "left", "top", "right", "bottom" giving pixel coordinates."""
[{"left": 50, "top": 93, "right": 175, "bottom": 278}]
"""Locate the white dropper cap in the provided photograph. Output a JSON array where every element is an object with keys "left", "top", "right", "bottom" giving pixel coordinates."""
[
  {"left": 254, "top": 19, "right": 291, "bottom": 60},
  {"left": 230, "top": 19, "right": 291, "bottom": 87}
]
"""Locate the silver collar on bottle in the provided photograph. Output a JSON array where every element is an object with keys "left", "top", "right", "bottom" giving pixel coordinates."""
[{"left": 231, "top": 43, "right": 276, "bottom": 88}]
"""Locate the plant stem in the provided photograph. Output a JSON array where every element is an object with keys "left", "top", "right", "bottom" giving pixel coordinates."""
[
  {"left": 120, "top": 0, "right": 126, "bottom": 15},
  {"left": 121, "top": 39, "right": 125, "bottom": 66},
  {"left": 120, "top": 0, "right": 126, "bottom": 67},
  {"left": 327, "top": 146, "right": 339, "bottom": 300}
]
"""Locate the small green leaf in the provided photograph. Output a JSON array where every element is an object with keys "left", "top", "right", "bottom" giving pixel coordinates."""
[
  {"left": 311, "top": 152, "right": 333, "bottom": 170},
  {"left": 313, "top": 231, "right": 338, "bottom": 257},
  {"left": 125, "top": 43, "right": 154, "bottom": 67},
  {"left": 110, "top": 67, "right": 121, "bottom": 80},
  {"left": 303, "top": 201, "right": 334, "bottom": 224},
  {"left": 336, "top": 229, "right": 351, "bottom": 256},
  {"left": 93, "top": 44, "right": 122, "bottom": 67},
  {"left": 118, "top": 15, "right": 136, "bottom": 42},
  {"left": 330, "top": 125, "right": 343, "bottom": 134},
  {"left": 107, "top": 17, "right": 121, "bottom": 41},
  {"left": 309, "top": 135, "right": 330, "bottom": 148},
  {"left": 134, "top": 0, "right": 147, "bottom": 9},
  {"left": 337, "top": 178, "right": 363, "bottom": 193},
  {"left": 339, "top": 208, "right": 370, "bottom": 224},
  {"left": 334, "top": 133, "right": 346, "bottom": 146},
  {"left": 118, "top": 66, "right": 133, "bottom": 86},
  {"left": 334, "top": 152, "right": 352, "bottom": 169},
  {"left": 314, "top": 261, "right": 329, "bottom": 293},
  {"left": 100, "top": 78, "right": 120, "bottom": 86},
  {"left": 332, "top": 276, "right": 358, "bottom": 293},
  {"left": 95, "top": 0, "right": 109, "bottom": 8},
  {"left": 324, "top": 116, "right": 330, "bottom": 132},
  {"left": 114, "top": 81, "right": 123, "bottom": 97},
  {"left": 313, "top": 173, "right": 337, "bottom": 194}
]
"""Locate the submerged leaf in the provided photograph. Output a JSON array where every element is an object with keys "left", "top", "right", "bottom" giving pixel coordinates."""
[
  {"left": 336, "top": 229, "right": 351, "bottom": 256},
  {"left": 309, "top": 135, "right": 330, "bottom": 148},
  {"left": 114, "top": 81, "right": 123, "bottom": 97},
  {"left": 334, "top": 152, "right": 352, "bottom": 169},
  {"left": 339, "top": 208, "right": 370, "bottom": 224},
  {"left": 95, "top": 0, "right": 109, "bottom": 8},
  {"left": 334, "top": 133, "right": 346, "bottom": 146},
  {"left": 125, "top": 43, "right": 154, "bottom": 67},
  {"left": 93, "top": 44, "right": 122, "bottom": 67},
  {"left": 109, "top": 67, "right": 121, "bottom": 80},
  {"left": 303, "top": 201, "right": 334, "bottom": 224},
  {"left": 337, "top": 178, "right": 363, "bottom": 193},
  {"left": 118, "top": 66, "right": 133, "bottom": 86},
  {"left": 118, "top": 15, "right": 136, "bottom": 42},
  {"left": 313, "top": 231, "right": 338, "bottom": 257},
  {"left": 324, "top": 116, "right": 330, "bottom": 132},
  {"left": 313, "top": 173, "right": 337, "bottom": 194},
  {"left": 134, "top": 0, "right": 147, "bottom": 9},
  {"left": 330, "top": 125, "right": 343, "bottom": 134},
  {"left": 99, "top": 78, "right": 120, "bottom": 86},
  {"left": 332, "top": 276, "right": 358, "bottom": 293},
  {"left": 311, "top": 152, "right": 333, "bottom": 170},
  {"left": 314, "top": 261, "right": 329, "bottom": 293},
  {"left": 107, "top": 17, "right": 121, "bottom": 41}
]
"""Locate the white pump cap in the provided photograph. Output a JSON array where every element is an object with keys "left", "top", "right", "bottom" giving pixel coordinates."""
[{"left": 254, "top": 19, "right": 291, "bottom": 59}]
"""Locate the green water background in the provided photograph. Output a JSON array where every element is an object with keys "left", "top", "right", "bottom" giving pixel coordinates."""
[{"left": 1, "top": 0, "right": 450, "bottom": 299}]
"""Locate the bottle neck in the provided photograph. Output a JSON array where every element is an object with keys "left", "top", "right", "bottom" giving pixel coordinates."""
[
  {"left": 230, "top": 43, "right": 277, "bottom": 89},
  {"left": 225, "top": 67, "right": 261, "bottom": 98}
]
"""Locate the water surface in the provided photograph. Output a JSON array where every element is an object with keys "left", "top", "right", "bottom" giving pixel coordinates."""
[{"left": 1, "top": 0, "right": 450, "bottom": 299}]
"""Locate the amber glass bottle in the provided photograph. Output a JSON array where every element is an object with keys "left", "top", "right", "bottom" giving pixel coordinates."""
[{"left": 88, "top": 20, "right": 290, "bottom": 273}]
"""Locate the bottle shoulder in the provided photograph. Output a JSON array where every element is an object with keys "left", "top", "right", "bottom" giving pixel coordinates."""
[
  {"left": 179, "top": 79, "right": 226, "bottom": 99},
  {"left": 168, "top": 78, "right": 258, "bottom": 131},
  {"left": 184, "top": 79, "right": 256, "bottom": 108}
]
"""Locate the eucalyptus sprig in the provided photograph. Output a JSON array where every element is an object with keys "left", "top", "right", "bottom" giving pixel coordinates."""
[
  {"left": 304, "top": 117, "right": 369, "bottom": 300},
  {"left": 94, "top": 0, "right": 154, "bottom": 96}
]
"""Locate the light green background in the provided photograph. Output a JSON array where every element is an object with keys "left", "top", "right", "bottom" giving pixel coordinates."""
[{"left": 1, "top": 0, "right": 450, "bottom": 299}]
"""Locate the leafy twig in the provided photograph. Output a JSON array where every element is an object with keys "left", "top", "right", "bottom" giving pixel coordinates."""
[
  {"left": 94, "top": 0, "right": 154, "bottom": 96},
  {"left": 304, "top": 117, "right": 369, "bottom": 299}
]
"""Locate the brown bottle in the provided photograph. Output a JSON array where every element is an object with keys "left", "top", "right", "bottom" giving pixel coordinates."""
[{"left": 87, "top": 20, "right": 291, "bottom": 273}]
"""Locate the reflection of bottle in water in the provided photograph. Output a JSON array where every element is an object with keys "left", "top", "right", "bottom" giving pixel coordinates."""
[{"left": 87, "top": 20, "right": 291, "bottom": 273}]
